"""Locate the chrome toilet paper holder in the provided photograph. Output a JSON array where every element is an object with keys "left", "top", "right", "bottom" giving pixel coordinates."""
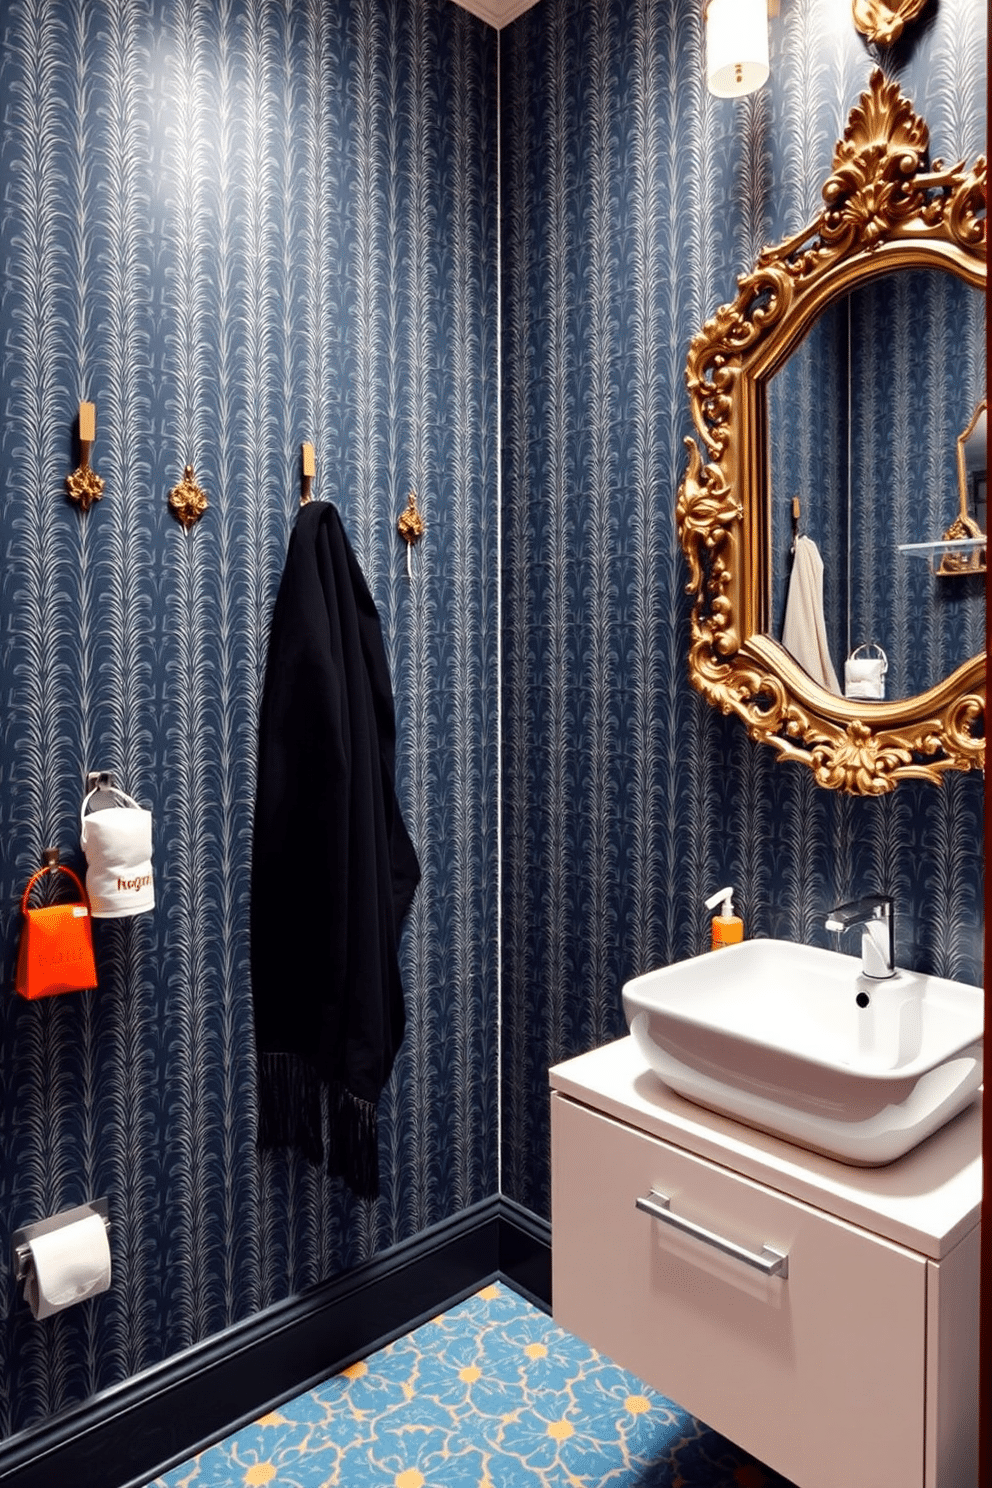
[{"left": 12, "top": 1198, "right": 110, "bottom": 1285}]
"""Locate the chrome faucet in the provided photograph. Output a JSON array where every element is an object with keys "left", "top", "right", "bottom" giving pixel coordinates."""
[{"left": 824, "top": 894, "right": 895, "bottom": 979}]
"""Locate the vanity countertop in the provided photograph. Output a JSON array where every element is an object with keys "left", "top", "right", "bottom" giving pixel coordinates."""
[{"left": 550, "top": 1036, "right": 981, "bottom": 1259}]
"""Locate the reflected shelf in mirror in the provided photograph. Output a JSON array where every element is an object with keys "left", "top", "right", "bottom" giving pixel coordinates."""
[{"left": 898, "top": 537, "right": 986, "bottom": 576}]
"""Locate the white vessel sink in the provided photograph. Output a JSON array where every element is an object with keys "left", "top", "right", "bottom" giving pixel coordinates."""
[{"left": 622, "top": 939, "right": 983, "bottom": 1166}]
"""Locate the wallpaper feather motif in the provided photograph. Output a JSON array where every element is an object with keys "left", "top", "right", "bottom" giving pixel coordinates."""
[
  {"left": 575, "top": 0, "right": 620, "bottom": 1057},
  {"left": 0, "top": 0, "right": 497, "bottom": 1439},
  {"left": 0, "top": 0, "right": 984, "bottom": 1449}
]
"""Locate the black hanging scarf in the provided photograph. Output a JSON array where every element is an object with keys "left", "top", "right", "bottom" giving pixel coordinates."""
[{"left": 250, "top": 502, "right": 420, "bottom": 1199}]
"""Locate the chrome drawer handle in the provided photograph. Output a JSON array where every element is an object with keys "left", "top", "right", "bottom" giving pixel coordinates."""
[{"left": 636, "top": 1190, "right": 789, "bottom": 1280}]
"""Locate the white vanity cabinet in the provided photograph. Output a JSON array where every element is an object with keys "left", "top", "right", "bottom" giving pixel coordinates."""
[{"left": 550, "top": 1037, "right": 980, "bottom": 1488}]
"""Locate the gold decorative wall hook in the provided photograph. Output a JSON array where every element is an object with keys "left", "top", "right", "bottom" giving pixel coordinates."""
[
  {"left": 300, "top": 442, "right": 315, "bottom": 505},
  {"left": 65, "top": 402, "right": 105, "bottom": 512},
  {"left": 168, "top": 464, "right": 208, "bottom": 531},
  {"left": 397, "top": 491, "right": 425, "bottom": 579}
]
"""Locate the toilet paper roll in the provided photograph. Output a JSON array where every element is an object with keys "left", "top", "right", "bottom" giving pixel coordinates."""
[{"left": 25, "top": 1212, "right": 112, "bottom": 1319}]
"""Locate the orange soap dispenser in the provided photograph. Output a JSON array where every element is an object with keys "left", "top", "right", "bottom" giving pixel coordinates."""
[{"left": 705, "top": 886, "right": 743, "bottom": 950}]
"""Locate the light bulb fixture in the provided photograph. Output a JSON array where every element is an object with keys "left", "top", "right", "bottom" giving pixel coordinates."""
[{"left": 705, "top": 0, "right": 770, "bottom": 99}]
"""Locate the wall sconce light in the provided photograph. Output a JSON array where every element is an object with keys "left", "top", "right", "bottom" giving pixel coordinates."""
[{"left": 705, "top": 0, "right": 772, "bottom": 98}]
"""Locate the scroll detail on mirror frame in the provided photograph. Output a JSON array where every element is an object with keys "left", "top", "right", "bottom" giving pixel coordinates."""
[{"left": 676, "top": 70, "right": 986, "bottom": 794}]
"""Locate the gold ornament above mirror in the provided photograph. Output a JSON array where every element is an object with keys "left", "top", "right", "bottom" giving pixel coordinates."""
[
  {"left": 852, "top": 0, "right": 929, "bottom": 47},
  {"left": 676, "top": 70, "right": 986, "bottom": 795}
]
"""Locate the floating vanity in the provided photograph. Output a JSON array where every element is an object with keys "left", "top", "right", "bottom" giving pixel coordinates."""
[{"left": 550, "top": 1036, "right": 980, "bottom": 1488}]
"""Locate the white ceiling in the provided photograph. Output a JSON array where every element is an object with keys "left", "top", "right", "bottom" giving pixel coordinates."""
[{"left": 449, "top": 0, "right": 541, "bottom": 29}]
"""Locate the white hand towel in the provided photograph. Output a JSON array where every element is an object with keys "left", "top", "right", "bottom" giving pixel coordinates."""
[{"left": 781, "top": 535, "right": 841, "bottom": 695}]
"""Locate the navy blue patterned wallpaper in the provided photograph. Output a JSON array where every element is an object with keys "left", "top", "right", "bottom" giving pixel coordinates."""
[
  {"left": 0, "top": 0, "right": 497, "bottom": 1438},
  {"left": 0, "top": 0, "right": 984, "bottom": 1449},
  {"left": 499, "top": 0, "right": 986, "bottom": 1214}
]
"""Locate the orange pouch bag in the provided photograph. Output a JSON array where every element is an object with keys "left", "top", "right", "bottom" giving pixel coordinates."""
[{"left": 15, "top": 864, "right": 98, "bottom": 999}]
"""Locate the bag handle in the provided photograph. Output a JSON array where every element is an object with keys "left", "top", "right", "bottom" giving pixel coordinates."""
[
  {"left": 848, "top": 642, "right": 888, "bottom": 671},
  {"left": 20, "top": 863, "right": 89, "bottom": 915},
  {"left": 81, "top": 786, "right": 142, "bottom": 826}
]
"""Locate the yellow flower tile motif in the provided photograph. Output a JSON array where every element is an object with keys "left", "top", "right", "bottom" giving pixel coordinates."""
[
  {"left": 243, "top": 1464, "right": 276, "bottom": 1486},
  {"left": 154, "top": 1283, "right": 795, "bottom": 1488}
]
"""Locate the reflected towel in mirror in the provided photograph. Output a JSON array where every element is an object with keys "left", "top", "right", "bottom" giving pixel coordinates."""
[{"left": 782, "top": 535, "right": 841, "bottom": 695}]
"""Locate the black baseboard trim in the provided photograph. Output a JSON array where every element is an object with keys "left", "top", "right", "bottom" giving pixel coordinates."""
[
  {"left": 498, "top": 1194, "right": 553, "bottom": 1309},
  {"left": 0, "top": 1196, "right": 551, "bottom": 1488}
]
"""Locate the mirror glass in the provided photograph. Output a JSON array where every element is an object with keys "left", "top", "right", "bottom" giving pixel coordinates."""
[
  {"left": 960, "top": 402, "right": 987, "bottom": 532},
  {"left": 767, "top": 270, "right": 986, "bottom": 702}
]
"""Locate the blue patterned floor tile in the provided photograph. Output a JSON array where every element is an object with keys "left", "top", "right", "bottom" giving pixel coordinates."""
[{"left": 152, "top": 1282, "right": 796, "bottom": 1487}]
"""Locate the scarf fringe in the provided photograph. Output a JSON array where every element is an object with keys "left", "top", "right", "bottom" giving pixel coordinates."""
[
  {"left": 325, "top": 1081, "right": 380, "bottom": 1200},
  {"left": 257, "top": 1055, "right": 380, "bottom": 1199},
  {"left": 257, "top": 1052, "right": 324, "bottom": 1166}
]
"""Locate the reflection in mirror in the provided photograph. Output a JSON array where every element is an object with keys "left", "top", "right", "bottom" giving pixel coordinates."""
[
  {"left": 959, "top": 402, "right": 987, "bottom": 533},
  {"left": 768, "top": 271, "right": 986, "bottom": 703}
]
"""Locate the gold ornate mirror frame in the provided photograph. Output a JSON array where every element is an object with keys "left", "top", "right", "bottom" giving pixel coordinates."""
[{"left": 676, "top": 70, "right": 986, "bottom": 794}]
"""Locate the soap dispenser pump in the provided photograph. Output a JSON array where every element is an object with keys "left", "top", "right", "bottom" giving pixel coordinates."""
[{"left": 705, "top": 886, "right": 743, "bottom": 950}]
